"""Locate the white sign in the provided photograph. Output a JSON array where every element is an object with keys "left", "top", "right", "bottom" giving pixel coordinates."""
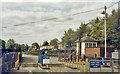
[{"left": 43, "top": 59, "right": 50, "bottom": 65}]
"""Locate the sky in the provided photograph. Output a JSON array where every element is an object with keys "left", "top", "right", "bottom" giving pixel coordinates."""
[{"left": 0, "top": 0, "right": 119, "bottom": 45}]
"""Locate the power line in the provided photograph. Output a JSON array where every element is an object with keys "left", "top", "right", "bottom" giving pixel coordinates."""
[{"left": 3, "top": 1, "right": 119, "bottom": 27}]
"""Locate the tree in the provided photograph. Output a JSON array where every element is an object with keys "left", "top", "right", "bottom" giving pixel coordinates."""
[
  {"left": 25, "top": 44, "right": 29, "bottom": 51},
  {"left": 32, "top": 42, "right": 39, "bottom": 50},
  {"left": 6, "top": 39, "right": 15, "bottom": 49},
  {"left": 14, "top": 43, "right": 21, "bottom": 50},
  {"left": 61, "top": 9, "right": 120, "bottom": 50},
  {"left": 75, "top": 22, "right": 91, "bottom": 40},
  {"left": 90, "top": 23, "right": 104, "bottom": 46},
  {"left": 42, "top": 41, "right": 49, "bottom": 46},
  {"left": 50, "top": 38, "right": 58, "bottom": 46},
  {"left": 0, "top": 39, "right": 6, "bottom": 49},
  {"left": 62, "top": 28, "right": 75, "bottom": 48}
]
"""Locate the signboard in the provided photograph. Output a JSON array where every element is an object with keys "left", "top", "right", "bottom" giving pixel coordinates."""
[
  {"left": 76, "top": 53, "right": 78, "bottom": 56},
  {"left": 102, "top": 58, "right": 107, "bottom": 63},
  {"left": 90, "top": 61, "right": 101, "bottom": 68},
  {"left": 43, "top": 59, "right": 50, "bottom": 65}
]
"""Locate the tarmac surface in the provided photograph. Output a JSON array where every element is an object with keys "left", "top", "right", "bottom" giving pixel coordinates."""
[{"left": 14, "top": 54, "right": 119, "bottom": 72}]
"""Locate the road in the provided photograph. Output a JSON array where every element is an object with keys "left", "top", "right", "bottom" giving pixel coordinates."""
[
  {"left": 14, "top": 54, "right": 119, "bottom": 72},
  {"left": 16, "top": 54, "right": 80, "bottom": 72}
]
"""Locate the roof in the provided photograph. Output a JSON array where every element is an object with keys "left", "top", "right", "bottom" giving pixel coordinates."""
[
  {"left": 80, "top": 36, "right": 98, "bottom": 42},
  {"left": 75, "top": 39, "right": 80, "bottom": 43}
]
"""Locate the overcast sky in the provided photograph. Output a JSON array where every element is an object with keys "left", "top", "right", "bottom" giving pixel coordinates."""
[{"left": 0, "top": 0, "right": 119, "bottom": 45}]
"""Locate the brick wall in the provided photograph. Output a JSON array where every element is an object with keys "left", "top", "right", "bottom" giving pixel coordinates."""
[{"left": 85, "top": 47, "right": 100, "bottom": 58}]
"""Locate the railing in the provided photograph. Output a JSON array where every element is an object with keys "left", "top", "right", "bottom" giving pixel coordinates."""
[{"left": 89, "top": 59, "right": 120, "bottom": 72}]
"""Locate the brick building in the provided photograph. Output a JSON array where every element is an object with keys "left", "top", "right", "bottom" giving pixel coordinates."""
[{"left": 76, "top": 35, "right": 114, "bottom": 58}]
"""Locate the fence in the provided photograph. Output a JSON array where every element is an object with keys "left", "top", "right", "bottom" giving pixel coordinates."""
[
  {"left": 0, "top": 49, "right": 22, "bottom": 73},
  {"left": 61, "top": 58, "right": 120, "bottom": 72},
  {"left": 58, "top": 48, "right": 76, "bottom": 62},
  {"left": 89, "top": 59, "right": 120, "bottom": 72}
]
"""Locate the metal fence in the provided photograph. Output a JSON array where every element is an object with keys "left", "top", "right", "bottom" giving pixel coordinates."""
[
  {"left": 0, "top": 49, "right": 22, "bottom": 73},
  {"left": 89, "top": 59, "right": 120, "bottom": 72}
]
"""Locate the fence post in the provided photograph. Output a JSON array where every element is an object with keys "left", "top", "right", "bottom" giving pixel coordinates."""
[
  {"left": 111, "top": 59, "right": 114, "bottom": 72},
  {"left": 89, "top": 61, "right": 90, "bottom": 72},
  {"left": 82, "top": 61, "right": 84, "bottom": 72}
]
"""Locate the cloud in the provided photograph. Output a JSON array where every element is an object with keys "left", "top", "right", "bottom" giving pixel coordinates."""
[
  {"left": 1, "top": 2, "right": 118, "bottom": 45},
  {"left": 1, "top": 0, "right": 119, "bottom": 2}
]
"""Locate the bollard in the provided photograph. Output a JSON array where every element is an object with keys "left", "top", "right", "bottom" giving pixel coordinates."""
[
  {"left": 86, "top": 58, "right": 88, "bottom": 72},
  {"left": 79, "top": 59, "right": 81, "bottom": 70},
  {"left": 69, "top": 61, "right": 70, "bottom": 66},
  {"left": 61, "top": 60, "right": 62, "bottom": 64},
  {"left": 65, "top": 60, "right": 66, "bottom": 65},
  {"left": 77, "top": 56, "right": 78, "bottom": 69},
  {"left": 72, "top": 61, "right": 73, "bottom": 68},
  {"left": 63, "top": 59, "right": 65, "bottom": 64},
  {"left": 67, "top": 61, "right": 68, "bottom": 66},
  {"left": 82, "top": 61, "right": 84, "bottom": 72}
]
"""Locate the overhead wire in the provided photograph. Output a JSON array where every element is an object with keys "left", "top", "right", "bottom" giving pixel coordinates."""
[{"left": 3, "top": 1, "right": 119, "bottom": 27}]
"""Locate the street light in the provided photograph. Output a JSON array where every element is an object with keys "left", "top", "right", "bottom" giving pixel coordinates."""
[{"left": 101, "top": 6, "right": 107, "bottom": 59}]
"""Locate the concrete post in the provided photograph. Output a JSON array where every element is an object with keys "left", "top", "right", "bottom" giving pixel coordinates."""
[{"left": 86, "top": 58, "right": 88, "bottom": 72}]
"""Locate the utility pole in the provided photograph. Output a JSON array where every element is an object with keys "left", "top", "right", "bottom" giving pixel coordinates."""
[
  {"left": 104, "top": 6, "right": 107, "bottom": 58},
  {"left": 102, "top": 6, "right": 107, "bottom": 58}
]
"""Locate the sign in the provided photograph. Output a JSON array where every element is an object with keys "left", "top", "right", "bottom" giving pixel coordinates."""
[
  {"left": 43, "top": 59, "right": 50, "bottom": 65},
  {"left": 90, "top": 61, "right": 101, "bottom": 68},
  {"left": 102, "top": 58, "right": 107, "bottom": 63},
  {"left": 76, "top": 53, "right": 78, "bottom": 56}
]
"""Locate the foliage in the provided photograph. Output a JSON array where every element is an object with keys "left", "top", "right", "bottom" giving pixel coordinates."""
[
  {"left": 6, "top": 39, "right": 15, "bottom": 49},
  {"left": 32, "top": 42, "right": 39, "bottom": 50},
  {"left": 50, "top": 38, "right": 58, "bottom": 46},
  {"left": 0, "top": 39, "right": 6, "bottom": 49},
  {"left": 62, "top": 28, "right": 75, "bottom": 48},
  {"left": 61, "top": 9, "right": 120, "bottom": 49},
  {"left": 42, "top": 41, "right": 49, "bottom": 46}
]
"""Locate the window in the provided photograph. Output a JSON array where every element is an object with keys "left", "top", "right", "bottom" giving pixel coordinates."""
[
  {"left": 93, "top": 43, "right": 96, "bottom": 47},
  {"left": 89, "top": 43, "right": 92, "bottom": 47},
  {"left": 85, "top": 43, "right": 88, "bottom": 47}
]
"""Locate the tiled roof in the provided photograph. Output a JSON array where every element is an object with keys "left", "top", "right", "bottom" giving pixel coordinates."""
[{"left": 81, "top": 36, "right": 98, "bottom": 42}]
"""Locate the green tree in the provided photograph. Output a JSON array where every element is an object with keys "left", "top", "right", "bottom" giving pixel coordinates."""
[
  {"left": 25, "top": 44, "right": 29, "bottom": 51},
  {"left": 62, "top": 28, "right": 75, "bottom": 48},
  {"left": 6, "top": 39, "right": 15, "bottom": 49},
  {"left": 50, "top": 38, "right": 58, "bottom": 46},
  {"left": 75, "top": 22, "right": 90, "bottom": 39},
  {"left": 32, "top": 42, "right": 39, "bottom": 50},
  {"left": 90, "top": 23, "right": 104, "bottom": 46},
  {"left": 0, "top": 39, "right": 6, "bottom": 49},
  {"left": 14, "top": 43, "right": 21, "bottom": 50},
  {"left": 42, "top": 41, "right": 49, "bottom": 46}
]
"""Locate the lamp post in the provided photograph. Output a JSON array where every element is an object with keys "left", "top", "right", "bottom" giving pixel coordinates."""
[{"left": 101, "top": 6, "right": 107, "bottom": 58}]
